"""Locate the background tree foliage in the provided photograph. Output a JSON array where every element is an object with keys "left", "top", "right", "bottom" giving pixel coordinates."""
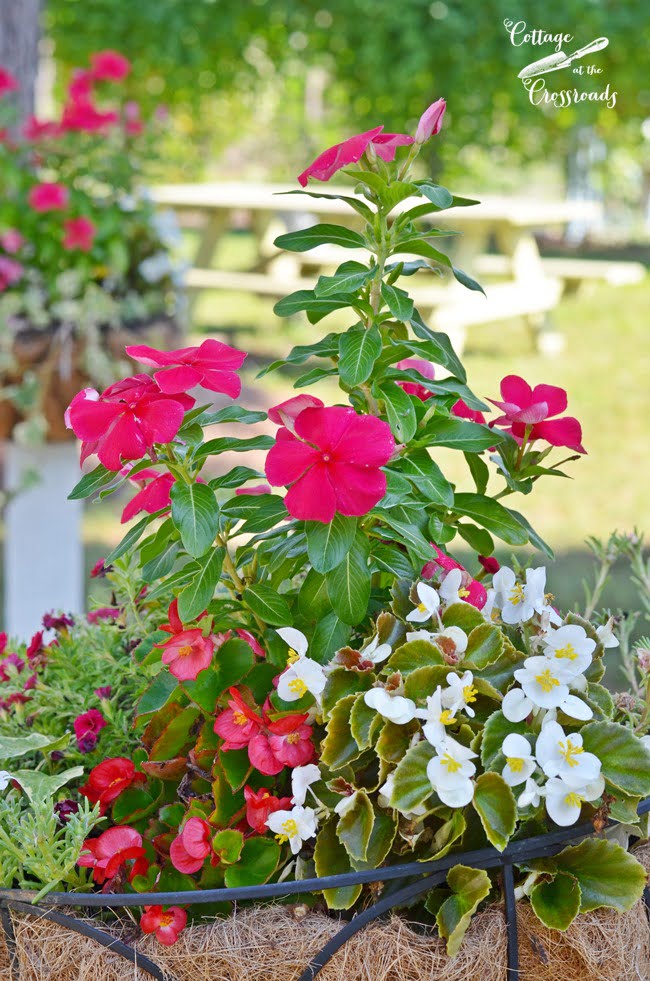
[{"left": 45, "top": 0, "right": 649, "bottom": 185}]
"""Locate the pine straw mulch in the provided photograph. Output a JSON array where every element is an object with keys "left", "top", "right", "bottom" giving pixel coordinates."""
[{"left": 0, "top": 844, "right": 648, "bottom": 981}]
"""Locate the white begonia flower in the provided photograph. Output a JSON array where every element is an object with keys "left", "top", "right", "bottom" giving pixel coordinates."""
[
  {"left": 266, "top": 805, "right": 318, "bottom": 855},
  {"left": 364, "top": 688, "right": 417, "bottom": 725},
  {"left": 544, "top": 774, "right": 605, "bottom": 827},
  {"left": 291, "top": 764, "right": 321, "bottom": 807},
  {"left": 493, "top": 566, "right": 560, "bottom": 626},
  {"left": 517, "top": 777, "right": 545, "bottom": 809},
  {"left": 426, "top": 736, "right": 477, "bottom": 808},
  {"left": 406, "top": 582, "right": 441, "bottom": 623},
  {"left": 276, "top": 628, "right": 327, "bottom": 704},
  {"left": 378, "top": 772, "right": 428, "bottom": 818},
  {"left": 434, "top": 626, "right": 469, "bottom": 656},
  {"left": 438, "top": 568, "right": 470, "bottom": 606},
  {"left": 405, "top": 628, "right": 436, "bottom": 643},
  {"left": 501, "top": 734, "right": 536, "bottom": 787},
  {"left": 415, "top": 687, "right": 458, "bottom": 750},
  {"left": 0, "top": 771, "right": 12, "bottom": 791},
  {"left": 481, "top": 588, "right": 499, "bottom": 622},
  {"left": 442, "top": 670, "right": 478, "bottom": 718},
  {"left": 535, "top": 721, "right": 602, "bottom": 789},
  {"left": 277, "top": 627, "right": 309, "bottom": 659},
  {"left": 513, "top": 656, "right": 575, "bottom": 710},
  {"left": 596, "top": 617, "right": 619, "bottom": 649},
  {"left": 502, "top": 684, "right": 593, "bottom": 724},
  {"left": 542, "top": 624, "right": 595, "bottom": 676},
  {"left": 361, "top": 634, "right": 392, "bottom": 665}
]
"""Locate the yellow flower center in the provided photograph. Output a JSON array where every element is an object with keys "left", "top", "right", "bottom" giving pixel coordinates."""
[
  {"left": 159, "top": 912, "right": 174, "bottom": 928},
  {"left": 282, "top": 818, "right": 299, "bottom": 838},
  {"left": 458, "top": 587, "right": 470, "bottom": 598},
  {"left": 507, "top": 757, "right": 524, "bottom": 773},
  {"left": 559, "top": 740, "right": 584, "bottom": 767},
  {"left": 509, "top": 583, "right": 525, "bottom": 606},
  {"left": 286, "top": 732, "right": 301, "bottom": 744},
  {"left": 274, "top": 833, "right": 288, "bottom": 844},
  {"left": 555, "top": 644, "right": 577, "bottom": 660},
  {"left": 286, "top": 648, "right": 300, "bottom": 664},
  {"left": 417, "top": 602, "right": 428, "bottom": 613},
  {"left": 439, "top": 709, "right": 457, "bottom": 725},
  {"left": 463, "top": 684, "right": 478, "bottom": 704},
  {"left": 288, "top": 678, "right": 307, "bottom": 697},
  {"left": 233, "top": 710, "right": 248, "bottom": 726},
  {"left": 564, "top": 791, "right": 584, "bottom": 808},
  {"left": 440, "top": 753, "right": 463, "bottom": 774},
  {"left": 177, "top": 644, "right": 193, "bottom": 657},
  {"left": 535, "top": 668, "right": 560, "bottom": 693}
]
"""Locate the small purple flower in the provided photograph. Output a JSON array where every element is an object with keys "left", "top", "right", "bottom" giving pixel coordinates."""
[
  {"left": 94, "top": 686, "right": 112, "bottom": 699},
  {"left": 54, "top": 799, "right": 80, "bottom": 824},
  {"left": 42, "top": 612, "right": 75, "bottom": 631}
]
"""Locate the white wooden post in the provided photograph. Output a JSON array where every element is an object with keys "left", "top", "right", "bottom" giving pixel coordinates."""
[{"left": 3, "top": 440, "right": 83, "bottom": 637}]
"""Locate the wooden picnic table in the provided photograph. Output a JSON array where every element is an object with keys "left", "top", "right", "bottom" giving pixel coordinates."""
[{"left": 151, "top": 182, "right": 604, "bottom": 353}]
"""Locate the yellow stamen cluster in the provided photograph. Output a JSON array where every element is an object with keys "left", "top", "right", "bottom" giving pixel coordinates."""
[
  {"left": 458, "top": 587, "right": 470, "bottom": 598},
  {"left": 440, "top": 753, "right": 463, "bottom": 774},
  {"left": 286, "top": 732, "right": 301, "bottom": 744},
  {"left": 509, "top": 583, "right": 525, "bottom": 606},
  {"left": 555, "top": 643, "right": 577, "bottom": 660},
  {"left": 507, "top": 757, "right": 524, "bottom": 773},
  {"left": 233, "top": 710, "right": 248, "bottom": 726},
  {"left": 282, "top": 818, "right": 299, "bottom": 838},
  {"left": 535, "top": 668, "right": 560, "bottom": 693},
  {"left": 288, "top": 678, "right": 307, "bottom": 697},
  {"left": 417, "top": 602, "right": 428, "bottom": 613},
  {"left": 559, "top": 740, "right": 584, "bottom": 767},
  {"left": 463, "top": 684, "right": 478, "bottom": 704},
  {"left": 439, "top": 709, "right": 457, "bottom": 725},
  {"left": 177, "top": 644, "right": 192, "bottom": 658},
  {"left": 564, "top": 791, "right": 584, "bottom": 808},
  {"left": 286, "top": 648, "right": 300, "bottom": 665}
]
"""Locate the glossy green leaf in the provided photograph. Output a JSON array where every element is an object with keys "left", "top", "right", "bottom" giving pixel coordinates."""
[
  {"left": 244, "top": 584, "right": 292, "bottom": 626},
  {"left": 480, "top": 711, "right": 531, "bottom": 772},
  {"left": 453, "top": 493, "right": 529, "bottom": 546},
  {"left": 551, "top": 838, "right": 647, "bottom": 913},
  {"left": 68, "top": 463, "right": 117, "bottom": 500},
  {"left": 338, "top": 325, "right": 382, "bottom": 386},
  {"left": 315, "top": 261, "right": 374, "bottom": 297},
  {"left": 471, "top": 772, "right": 516, "bottom": 851},
  {"left": 314, "top": 819, "right": 362, "bottom": 909},
  {"left": 425, "top": 418, "right": 499, "bottom": 454},
  {"left": 463, "top": 623, "right": 504, "bottom": 670},
  {"left": 177, "top": 548, "right": 225, "bottom": 621},
  {"left": 435, "top": 865, "right": 492, "bottom": 956},
  {"left": 387, "top": 639, "right": 444, "bottom": 674},
  {"left": 381, "top": 282, "right": 414, "bottom": 322},
  {"left": 530, "top": 872, "right": 581, "bottom": 931},
  {"left": 580, "top": 722, "right": 650, "bottom": 797},
  {"left": 390, "top": 740, "right": 436, "bottom": 814},
  {"left": 326, "top": 535, "right": 371, "bottom": 625},
  {"left": 274, "top": 223, "right": 367, "bottom": 252},
  {"left": 320, "top": 694, "right": 362, "bottom": 770},
  {"left": 310, "top": 611, "right": 351, "bottom": 664},
  {"left": 273, "top": 290, "right": 354, "bottom": 318},
  {"left": 306, "top": 513, "right": 357, "bottom": 574},
  {"left": 336, "top": 790, "right": 374, "bottom": 861},
  {"left": 378, "top": 381, "right": 417, "bottom": 443},
  {"left": 170, "top": 481, "right": 220, "bottom": 558},
  {"left": 224, "top": 837, "right": 280, "bottom": 887}
]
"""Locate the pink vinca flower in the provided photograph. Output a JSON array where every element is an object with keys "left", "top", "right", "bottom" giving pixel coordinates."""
[
  {"left": 396, "top": 358, "right": 436, "bottom": 401},
  {"left": 126, "top": 339, "right": 246, "bottom": 398},
  {"left": 65, "top": 374, "right": 193, "bottom": 471},
  {"left": 0, "top": 257, "right": 23, "bottom": 291},
  {"left": 298, "top": 126, "right": 413, "bottom": 186},
  {"left": 488, "top": 375, "right": 585, "bottom": 453},
  {"left": 267, "top": 394, "right": 324, "bottom": 430},
  {"left": 90, "top": 50, "right": 131, "bottom": 82},
  {"left": 451, "top": 398, "right": 486, "bottom": 425},
  {"left": 0, "top": 68, "right": 18, "bottom": 97},
  {"left": 265, "top": 405, "right": 395, "bottom": 522},
  {"left": 63, "top": 217, "right": 96, "bottom": 252},
  {"left": 0, "top": 230, "right": 24, "bottom": 254},
  {"left": 415, "top": 98, "right": 446, "bottom": 144},
  {"left": 121, "top": 469, "right": 175, "bottom": 523},
  {"left": 28, "top": 182, "right": 69, "bottom": 212},
  {"left": 60, "top": 99, "right": 118, "bottom": 132}
]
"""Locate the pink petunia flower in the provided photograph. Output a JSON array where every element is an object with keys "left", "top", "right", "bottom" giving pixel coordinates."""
[
  {"left": 265, "top": 405, "right": 394, "bottom": 523},
  {"left": 87, "top": 607, "right": 121, "bottom": 624},
  {"left": 63, "top": 216, "right": 96, "bottom": 252},
  {"left": 90, "top": 50, "right": 131, "bottom": 82},
  {"left": 28, "top": 182, "right": 69, "bottom": 212},
  {"left": 26, "top": 631, "right": 44, "bottom": 659},
  {"left": 65, "top": 374, "right": 193, "bottom": 471},
  {"left": 488, "top": 375, "right": 586, "bottom": 453},
  {"left": 0, "top": 230, "right": 23, "bottom": 254},
  {"left": 140, "top": 906, "right": 187, "bottom": 946},
  {"left": 451, "top": 398, "right": 486, "bottom": 425},
  {"left": 0, "top": 256, "right": 23, "bottom": 291},
  {"left": 78, "top": 826, "right": 147, "bottom": 884},
  {"left": 396, "top": 358, "right": 436, "bottom": 401},
  {"left": 415, "top": 98, "right": 446, "bottom": 144},
  {"left": 121, "top": 469, "right": 175, "bottom": 523},
  {"left": 0, "top": 653, "right": 24, "bottom": 681},
  {"left": 74, "top": 708, "right": 107, "bottom": 752},
  {"left": 169, "top": 818, "right": 213, "bottom": 874},
  {"left": 42, "top": 612, "right": 75, "bottom": 631},
  {"left": 125, "top": 339, "right": 247, "bottom": 398},
  {"left": 298, "top": 126, "right": 414, "bottom": 186}
]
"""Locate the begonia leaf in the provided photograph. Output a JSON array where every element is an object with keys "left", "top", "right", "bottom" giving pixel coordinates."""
[
  {"left": 530, "top": 872, "right": 581, "bottom": 931},
  {"left": 336, "top": 790, "right": 374, "bottom": 862},
  {"left": 580, "top": 722, "right": 650, "bottom": 798},
  {"left": 390, "top": 740, "right": 436, "bottom": 814},
  {"left": 434, "top": 865, "right": 491, "bottom": 956},
  {"left": 314, "top": 819, "right": 362, "bottom": 910},
  {"left": 550, "top": 838, "right": 647, "bottom": 913},
  {"left": 472, "top": 772, "right": 516, "bottom": 851}
]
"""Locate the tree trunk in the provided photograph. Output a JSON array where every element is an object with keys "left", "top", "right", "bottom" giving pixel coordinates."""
[{"left": 0, "top": 0, "right": 41, "bottom": 123}]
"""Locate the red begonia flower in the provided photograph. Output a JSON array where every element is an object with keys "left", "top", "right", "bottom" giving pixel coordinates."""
[
  {"left": 422, "top": 544, "right": 487, "bottom": 609},
  {"left": 478, "top": 554, "right": 500, "bottom": 575},
  {"left": 140, "top": 906, "right": 187, "bottom": 946},
  {"left": 66, "top": 374, "right": 192, "bottom": 471},
  {"left": 415, "top": 98, "right": 446, "bottom": 144},
  {"left": 28, "top": 182, "right": 69, "bottom": 212},
  {"left": 158, "top": 629, "right": 215, "bottom": 681},
  {"left": 121, "top": 470, "right": 175, "bottom": 523},
  {"left": 265, "top": 405, "right": 394, "bottom": 522},
  {"left": 451, "top": 398, "right": 486, "bottom": 425},
  {"left": 214, "top": 688, "right": 264, "bottom": 749},
  {"left": 244, "top": 786, "right": 292, "bottom": 834},
  {"left": 396, "top": 358, "right": 435, "bottom": 401},
  {"left": 125, "top": 339, "right": 247, "bottom": 398},
  {"left": 267, "top": 721, "right": 315, "bottom": 767},
  {"left": 267, "top": 394, "right": 324, "bottom": 430},
  {"left": 0, "top": 68, "right": 19, "bottom": 97},
  {"left": 0, "top": 256, "right": 24, "bottom": 291},
  {"left": 78, "top": 826, "right": 146, "bottom": 884},
  {"left": 298, "top": 126, "right": 413, "bottom": 186},
  {"left": 247, "top": 731, "right": 285, "bottom": 776},
  {"left": 80, "top": 757, "right": 146, "bottom": 813},
  {"left": 90, "top": 50, "right": 131, "bottom": 82},
  {"left": 0, "top": 230, "right": 23, "bottom": 253},
  {"left": 74, "top": 708, "right": 107, "bottom": 751},
  {"left": 169, "top": 818, "right": 212, "bottom": 874},
  {"left": 63, "top": 217, "right": 96, "bottom": 252},
  {"left": 488, "top": 374, "right": 585, "bottom": 453}
]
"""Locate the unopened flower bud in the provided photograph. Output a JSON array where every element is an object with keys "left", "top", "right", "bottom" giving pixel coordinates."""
[{"left": 415, "top": 98, "right": 446, "bottom": 144}]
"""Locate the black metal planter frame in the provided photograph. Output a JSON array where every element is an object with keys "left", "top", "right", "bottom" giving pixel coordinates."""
[{"left": 1, "top": 798, "right": 649, "bottom": 981}]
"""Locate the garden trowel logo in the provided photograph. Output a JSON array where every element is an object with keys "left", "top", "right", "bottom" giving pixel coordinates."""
[{"left": 504, "top": 20, "right": 617, "bottom": 109}]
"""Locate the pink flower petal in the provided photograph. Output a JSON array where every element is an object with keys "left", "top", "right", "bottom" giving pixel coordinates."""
[
  {"left": 284, "top": 463, "right": 337, "bottom": 522},
  {"left": 265, "top": 428, "right": 320, "bottom": 486},
  {"left": 371, "top": 133, "right": 414, "bottom": 161},
  {"left": 530, "top": 416, "right": 586, "bottom": 453},
  {"left": 267, "top": 394, "right": 324, "bottom": 427},
  {"left": 196, "top": 367, "right": 242, "bottom": 398},
  {"left": 500, "top": 374, "right": 533, "bottom": 408},
  {"left": 125, "top": 344, "right": 173, "bottom": 368},
  {"left": 247, "top": 732, "right": 284, "bottom": 775},
  {"left": 194, "top": 339, "right": 247, "bottom": 370},
  {"left": 153, "top": 364, "right": 202, "bottom": 393},
  {"left": 68, "top": 398, "right": 122, "bottom": 441},
  {"left": 98, "top": 413, "right": 148, "bottom": 470},
  {"left": 297, "top": 126, "right": 384, "bottom": 186},
  {"left": 330, "top": 462, "right": 387, "bottom": 516},
  {"left": 334, "top": 413, "right": 395, "bottom": 466},
  {"left": 531, "top": 384, "right": 567, "bottom": 418},
  {"left": 136, "top": 397, "right": 186, "bottom": 444},
  {"left": 294, "top": 405, "right": 356, "bottom": 453}
]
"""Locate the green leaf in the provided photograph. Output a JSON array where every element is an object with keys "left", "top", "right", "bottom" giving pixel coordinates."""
[
  {"left": 371, "top": 543, "right": 415, "bottom": 579},
  {"left": 390, "top": 740, "right": 436, "bottom": 814},
  {"left": 136, "top": 670, "right": 178, "bottom": 717},
  {"left": 426, "top": 418, "right": 498, "bottom": 454},
  {"left": 149, "top": 705, "right": 201, "bottom": 760},
  {"left": 326, "top": 535, "right": 371, "bottom": 625},
  {"left": 464, "top": 452, "right": 489, "bottom": 495},
  {"left": 404, "top": 665, "right": 452, "bottom": 701},
  {"left": 320, "top": 695, "right": 362, "bottom": 770},
  {"left": 457, "top": 523, "right": 494, "bottom": 556},
  {"left": 338, "top": 325, "right": 382, "bottom": 386},
  {"left": 435, "top": 865, "right": 492, "bottom": 956},
  {"left": 170, "top": 481, "right": 220, "bottom": 558},
  {"left": 506, "top": 508, "right": 554, "bottom": 560},
  {"left": 315, "top": 261, "right": 374, "bottom": 297},
  {"left": 374, "top": 512, "right": 433, "bottom": 563},
  {"left": 351, "top": 809, "right": 397, "bottom": 871},
  {"left": 196, "top": 405, "right": 267, "bottom": 426},
  {"left": 141, "top": 540, "right": 180, "bottom": 583},
  {"left": 297, "top": 569, "right": 331, "bottom": 621},
  {"left": 441, "top": 603, "right": 485, "bottom": 632},
  {"left": 273, "top": 290, "right": 355, "bottom": 319},
  {"left": 68, "top": 463, "right": 117, "bottom": 500},
  {"left": 12, "top": 767, "right": 84, "bottom": 804},
  {"left": 480, "top": 711, "right": 531, "bottom": 772},
  {"left": 322, "top": 670, "right": 373, "bottom": 716},
  {"left": 463, "top": 623, "right": 504, "bottom": 670},
  {"left": 381, "top": 282, "right": 414, "bottom": 322},
  {"left": 429, "top": 810, "right": 466, "bottom": 860},
  {"left": 196, "top": 434, "right": 274, "bottom": 458},
  {"left": 399, "top": 450, "right": 454, "bottom": 506},
  {"left": 112, "top": 785, "right": 162, "bottom": 824},
  {"left": 224, "top": 837, "right": 280, "bottom": 887},
  {"left": 177, "top": 548, "right": 225, "bottom": 622},
  {"left": 274, "top": 223, "right": 367, "bottom": 253},
  {"left": 244, "top": 584, "right": 292, "bottom": 626},
  {"left": 417, "top": 183, "right": 454, "bottom": 209},
  {"left": 106, "top": 510, "right": 164, "bottom": 563},
  {"left": 336, "top": 790, "right": 374, "bottom": 861},
  {"left": 387, "top": 639, "right": 444, "bottom": 674},
  {"left": 530, "top": 873, "right": 581, "bottom": 931},
  {"left": 552, "top": 838, "right": 647, "bottom": 913},
  {"left": 580, "top": 722, "right": 650, "bottom": 797},
  {"left": 222, "top": 494, "right": 288, "bottom": 534},
  {"left": 472, "top": 772, "right": 516, "bottom": 851},
  {"left": 452, "top": 265, "right": 485, "bottom": 295},
  {"left": 409, "top": 310, "right": 466, "bottom": 381},
  {"left": 310, "top": 611, "right": 351, "bottom": 664},
  {"left": 453, "top": 493, "right": 528, "bottom": 546},
  {"left": 314, "top": 819, "right": 361, "bottom": 909},
  {"left": 378, "top": 381, "right": 417, "bottom": 443},
  {"left": 0, "top": 732, "right": 68, "bottom": 760},
  {"left": 350, "top": 695, "right": 381, "bottom": 750},
  {"left": 211, "top": 466, "right": 264, "bottom": 490},
  {"left": 306, "top": 513, "right": 357, "bottom": 574},
  {"left": 212, "top": 829, "right": 244, "bottom": 865}
]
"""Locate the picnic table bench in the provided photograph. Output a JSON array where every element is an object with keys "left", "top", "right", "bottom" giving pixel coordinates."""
[{"left": 151, "top": 182, "right": 606, "bottom": 353}]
